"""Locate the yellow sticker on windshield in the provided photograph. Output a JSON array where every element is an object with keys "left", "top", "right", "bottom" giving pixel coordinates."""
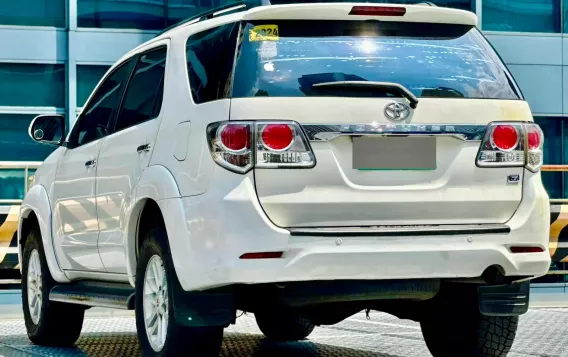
[{"left": 249, "top": 25, "right": 279, "bottom": 42}]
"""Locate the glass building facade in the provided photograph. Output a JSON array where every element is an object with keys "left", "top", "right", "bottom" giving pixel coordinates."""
[{"left": 1, "top": 0, "right": 568, "bottom": 277}]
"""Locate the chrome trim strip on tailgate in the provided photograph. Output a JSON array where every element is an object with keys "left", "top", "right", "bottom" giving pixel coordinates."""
[
  {"left": 289, "top": 224, "right": 510, "bottom": 237},
  {"left": 301, "top": 124, "right": 487, "bottom": 142}
]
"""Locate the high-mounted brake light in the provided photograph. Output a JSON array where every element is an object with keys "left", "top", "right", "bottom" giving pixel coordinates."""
[
  {"left": 207, "top": 121, "right": 315, "bottom": 174},
  {"left": 476, "top": 122, "right": 544, "bottom": 172},
  {"left": 349, "top": 6, "right": 407, "bottom": 16}
]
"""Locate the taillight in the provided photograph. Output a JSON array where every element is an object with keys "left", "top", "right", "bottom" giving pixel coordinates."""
[
  {"left": 349, "top": 6, "right": 407, "bottom": 16},
  {"left": 207, "top": 121, "right": 315, "bottom": 174},
  {"left": 260, "top": 124, "right": 294, "bottom": 151},
  {"left": 207, "top": 122, "right": 253, "bottom": 174},
  {"left": 218, "top": 124, "right": 249, "bottom": 152},
  {"left": 490, "top": 125, "right": 519, "bottom": 152},
  {"left": 476, "top": 122, "right": 544, "bottom": 172}
]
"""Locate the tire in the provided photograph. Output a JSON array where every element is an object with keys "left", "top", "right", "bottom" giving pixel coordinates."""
[
  {"left": 135, "top": 226, "right": 224, "bottom": 357},
  {"left": 255, "top": 309, "right": 315, "bottom": 341},
  {"left": 421, "top": 303, "right": 518, "bottom": 357},
  {"left": 22, "top": 228, "right": 85, "bottom": 346}
]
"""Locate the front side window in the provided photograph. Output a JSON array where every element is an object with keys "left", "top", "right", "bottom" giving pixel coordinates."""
[
  {"left": 72, "top": 60, "right": 134, "bottom": 147},
  {"left": 115, "top": 47, "right": 167, "bottom": 132},
  {"left": 186, "top": 22, "right": 239, "bottom": 104},
  {"left": 232, "top": 20, "right": 521, "bottom": 100}
]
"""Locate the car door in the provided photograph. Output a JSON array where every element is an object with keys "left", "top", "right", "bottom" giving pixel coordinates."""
[
  {"left": 96, "top": 44, "right": 167, "bottom": 273},
  {"left": 51, "top": 59, "right": 135, "bottom": 272}
]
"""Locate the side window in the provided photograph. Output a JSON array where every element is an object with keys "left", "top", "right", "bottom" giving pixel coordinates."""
[
  {"left": 115, "top": 47, "right": 167, "bottom": 132},
  {"left": 186, "top": 22, "right": 239, "bottom": 104},
  {"left": 72, "top": 60, "right": 133, "bottom": 147}
]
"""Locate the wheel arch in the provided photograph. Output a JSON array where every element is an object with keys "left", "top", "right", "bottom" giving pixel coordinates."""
[
  {"left": 126, "top": 165, "right": 180, "bottom": 286},
  {"left": 19, "top": 185, "right": 69, "bottom": 283}
]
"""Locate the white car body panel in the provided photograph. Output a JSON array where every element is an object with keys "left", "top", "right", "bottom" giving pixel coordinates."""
[
  {"left": 20, "top": 3, "right": 551, "bottom": 294},
  {"left": 52, "top": 140, "right": 105, "bottom": 272},
  {"left": 231, "top": 98, "right": 532, "bottom": 227}
]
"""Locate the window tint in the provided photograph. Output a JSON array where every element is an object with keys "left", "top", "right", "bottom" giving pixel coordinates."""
[
  {"left": 233, "top": 21, "right": 521, "bottom": 100},
  {"left": 186, "top": 22, "right": 239, "bottom": 104},
  {"left": 116, "top": 47, "right": 167, "bottom": 132},
  {"left": 73, "top": 60, "right": 133, "bottom": 147}
]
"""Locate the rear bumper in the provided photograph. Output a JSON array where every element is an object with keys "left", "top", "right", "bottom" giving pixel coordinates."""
[{"left": 165, "top": 168, "right": 551, "bottom": 292}]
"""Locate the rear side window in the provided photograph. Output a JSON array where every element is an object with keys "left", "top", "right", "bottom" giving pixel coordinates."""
[
  {"left": 186, "top": 22, "right": 239, "bottom": 104},
  {"left": 232, "top": 20, "right": 521, "bottom": 100},
  {"left": 116, "top": 46, "right": 167, "bottom": 132}
]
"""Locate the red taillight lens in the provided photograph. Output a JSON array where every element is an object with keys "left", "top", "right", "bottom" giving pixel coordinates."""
[
  {"left": 219, "top": 124, "right": 249, "bottom": 152},
  {"left": 261, "top": 124, "right": 294, "bottom": 151},
  {"left": 240, "top": 252, "right": 284, "bottom": 259},
  {"left": 349, "top": 6, "right": 406, "bottom": 16},
  {"left": 490, "top": 125, "right": 519, "bottom": 151},
  {"left": 527, "top": 127, "right": 541, "bottom": 150},
  {"left": 510, "top": 246, "right": 545, "bottom": 254}
]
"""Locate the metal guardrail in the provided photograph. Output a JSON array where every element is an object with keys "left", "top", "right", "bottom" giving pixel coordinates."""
[{"left": 0, "top": 161, "right": 42, "bottom": 204}]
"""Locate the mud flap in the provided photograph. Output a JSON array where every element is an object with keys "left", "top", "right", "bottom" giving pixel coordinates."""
[
  {"left": 478, "top": 281, "right": 530, "bottom": 316},
  {"left": 171, "top": 283, "right": 235, "bottom": 327}
]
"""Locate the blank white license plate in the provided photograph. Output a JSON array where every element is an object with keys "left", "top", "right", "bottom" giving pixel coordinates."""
[{"left": 352, "top": 137, "right": 437, "bottom": 170}]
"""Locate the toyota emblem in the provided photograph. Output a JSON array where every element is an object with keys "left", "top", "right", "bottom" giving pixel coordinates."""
[{"left": 384, "top": 102, "right": 411, "bottom": 122}]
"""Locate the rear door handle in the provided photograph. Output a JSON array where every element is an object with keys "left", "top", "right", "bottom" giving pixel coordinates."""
[
  {"left": 137, "top": 143, "right": 152, "bottom": 153},
  {"left": 85, "top": 159, "right": 96, "bottom": 168}
]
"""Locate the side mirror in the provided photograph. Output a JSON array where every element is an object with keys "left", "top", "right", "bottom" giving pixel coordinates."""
[{"left": 29, "top": 114, "right": 65, "bottom": 146}]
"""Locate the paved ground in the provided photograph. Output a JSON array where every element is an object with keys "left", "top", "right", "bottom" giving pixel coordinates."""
[{"left": 0, "top": 308, "right": 567, "bottom": 357}]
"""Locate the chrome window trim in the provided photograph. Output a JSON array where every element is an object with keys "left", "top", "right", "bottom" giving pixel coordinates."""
[{"left": 301, "top": 123, "right": 488, "bottom": 142}]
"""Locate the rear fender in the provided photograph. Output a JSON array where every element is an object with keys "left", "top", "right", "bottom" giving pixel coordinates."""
[
  {"left": 126, "top": 165, "right": 180, "bottom": 286},
  {"left": 19, "top": 185, "right": 69, "bottom": 283}
]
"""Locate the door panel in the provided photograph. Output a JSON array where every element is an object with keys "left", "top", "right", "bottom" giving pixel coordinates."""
[
  {"left": 52, "top": 58, "right": 135, "bottom": 272},
  {"left": 96, "top": 120, "right": 160, "bottom": 273},
  {"left": 52, "top": 141, "right": 104, "bottom": 271},
  {"left": 96, "top": 45, "right": 167, "bottom": 273}
]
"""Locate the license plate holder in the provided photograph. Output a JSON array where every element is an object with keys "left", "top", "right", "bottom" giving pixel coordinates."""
[{"left": 352, "top": 137, "right": 436, "bottom": 170}]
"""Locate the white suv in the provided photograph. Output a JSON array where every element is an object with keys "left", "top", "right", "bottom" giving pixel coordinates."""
[{"left": 19, "top": 3, "right": 550, "bottom": 357}]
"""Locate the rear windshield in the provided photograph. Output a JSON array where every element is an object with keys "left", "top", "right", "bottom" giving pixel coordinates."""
[{"left": 232, "top": 20, "right": 521, "bottom": 100}]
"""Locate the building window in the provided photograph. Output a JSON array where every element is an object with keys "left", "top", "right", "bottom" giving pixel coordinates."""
[
  {"left": 535, "top": 117, "right": 563, "bottom": 199},
  {"left": 0, "top": 0, "right": 66, "bottom": 27},
  {"left": 77, "top": 0, "right": 229, "bottom": 30},
  {"left": 0, "top": 64, "right": 65, "bottom": 107},
  {"left": 77, "top": 65, "right": 111, "bottom": 107},
  {"left": 482, "top": 0, "right": 561, "bottom": 33}
]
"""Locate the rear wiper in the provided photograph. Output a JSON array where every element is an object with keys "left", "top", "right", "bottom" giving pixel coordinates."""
[{"left": 312, "top": 81, "right": 419, "bottom": 109}]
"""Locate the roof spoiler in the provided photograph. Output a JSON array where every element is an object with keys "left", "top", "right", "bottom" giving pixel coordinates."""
[{"left": 156, "top": 1, "right": 476, "bottom": 38}]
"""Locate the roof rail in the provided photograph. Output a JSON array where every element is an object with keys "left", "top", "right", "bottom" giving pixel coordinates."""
[{"left": 155, "top": 0, "right": 261, "bottom": 37}]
